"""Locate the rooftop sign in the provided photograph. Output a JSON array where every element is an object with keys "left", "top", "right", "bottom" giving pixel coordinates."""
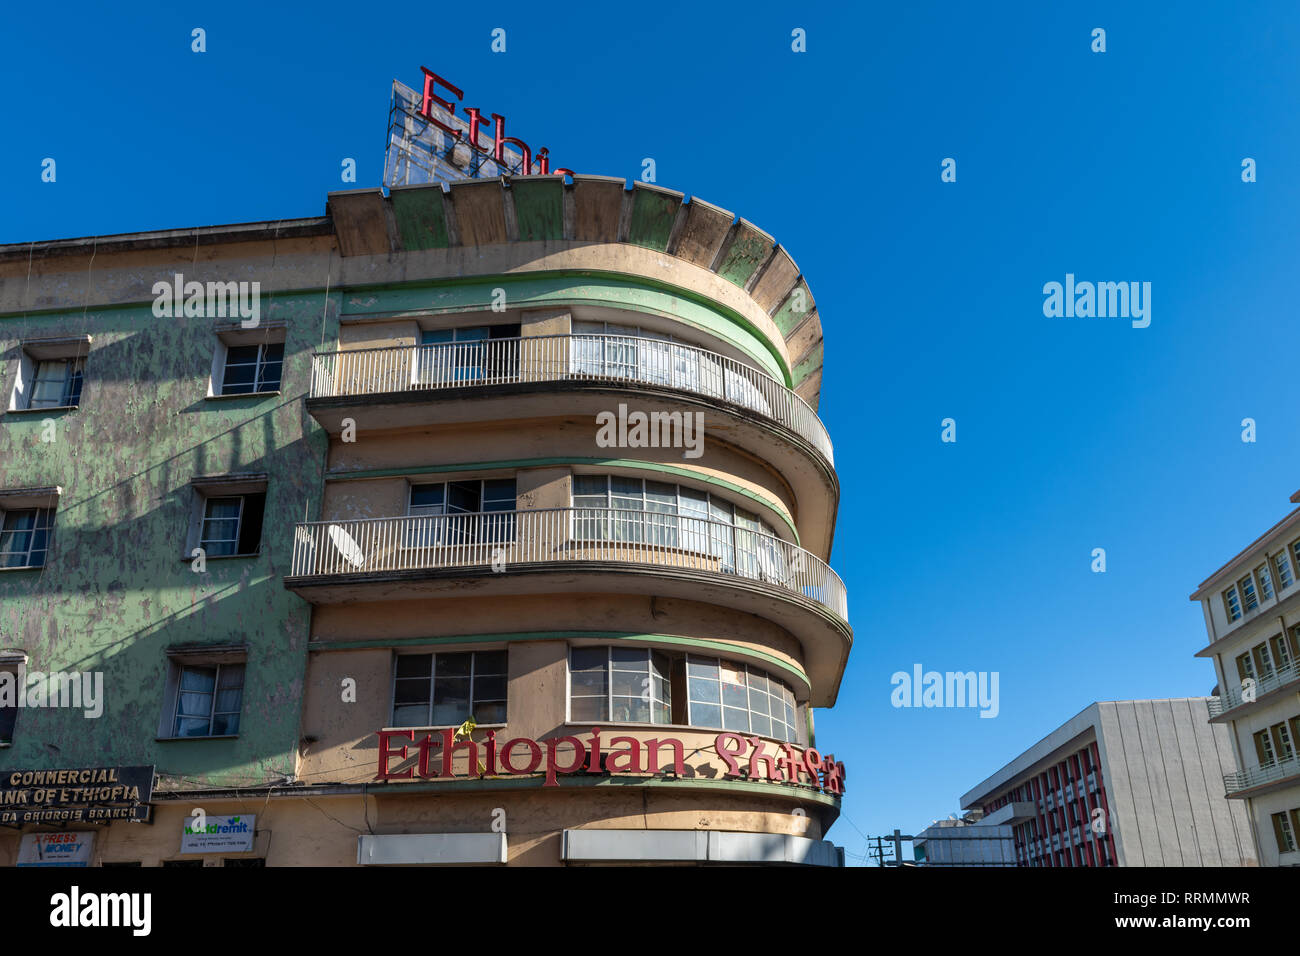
[{"left": 384, "top": 68, "right": 573, "bottom": 188}]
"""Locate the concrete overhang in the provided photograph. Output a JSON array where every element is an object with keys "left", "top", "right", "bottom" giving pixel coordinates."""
[{"left": 284, "top": 563, "right": 852, "bottom": 708}]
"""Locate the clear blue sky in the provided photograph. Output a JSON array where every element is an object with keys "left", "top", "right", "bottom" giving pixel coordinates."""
[{"left": 4, "top": 1, "right": 1299, "bottom": 865}]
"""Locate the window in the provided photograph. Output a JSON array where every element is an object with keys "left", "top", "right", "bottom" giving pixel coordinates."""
[
  {"left": 1255, "top": 728, "right": 1277, "bottom": 767},
  {"left": 1271, "top": 632, "right": 1295, "bottom": 671},
  {"left": 198, "top": 493, "right": 265, "bottom": 556},
  {"left": 0, "top": 656, "right": 22, "bottom": 745},
  {"left": 171, "top": 663, "right": 244, "bottom": 737},
  {"left": 1274, "top": 721, "right": 1295, "bottom": 762},
  {"left": 1236, "top": 651, "right": 1255, "bottom": 683},
  {"left": 220, "top": 343, "right": 282, "bottom": 395},
  {"left": 9, "top": 337, "right": 90, "bottom": 411},
  {"left": 1255, "top": 642, "right": 1276, "bottom": 679},
  {"left": 1276, "top": 549, "right": 1296, "bottom": 591},
  {"left": 223, "top": 858, "right": 265, "bottom": 867},
  {"left": 27, "top": 358, "right": 84, "bottom": 409},
  {"left": 568, "top": 646, "right": 671, "bottom": 724},
  {"left": 0, "top": 507, "right": 53, "bottom": 569},
  {"left": 406, "top": 478, "right": 516, "bottom": 546},
  {"left": 415, "top": 325, "right": 520, "bottom": 385},
  {"left": 391, "top": 650, "right": 506, "bottom": 726},
  {"left": 571, "top": 475, "right": 786, "bottom": 581},
  {"left": 1239, "top": 574, "right": 1259, "bottom": 613},
  {"left": 685, "top": 655, "right": 799, "bottom": 742},
  {"left": 564, "top": 645, "right": 803, "bottom": 743},
  {"left": 1256, "top": 564, "right": 1275, "bottom": 601},
  {"left": 1223, "top": 586, "right": 1242, "bottom": 622},
  {"left": 1272, "top": 811, "right": 1297, "bottom": 853}
]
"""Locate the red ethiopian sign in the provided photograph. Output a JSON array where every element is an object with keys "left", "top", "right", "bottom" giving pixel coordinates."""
[
  {"left": 418, "top": 67, "right": 574, "bottom": 178},
  {"left": 376, "top": 727, "right": 846, "bottom": 795}
]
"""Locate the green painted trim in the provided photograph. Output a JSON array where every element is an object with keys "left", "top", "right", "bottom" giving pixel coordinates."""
[
  {"left": 323, "top": 456, "right": 798, "bottom": 542},
  {"left": 338, "top": 272, "right": 791, "bottom": 385},
  {"left": 308, "top": 630, "right": 811, "bottom": 693},
  {"left": 511, "top": 179, "right": 564, "bottom": 241},
  {"left": 627, "top": 188, "right": 679, "bottom": 251}
]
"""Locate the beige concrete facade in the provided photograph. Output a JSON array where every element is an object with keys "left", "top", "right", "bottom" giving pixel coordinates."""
[{"left": 0, "top": 176, "right": 850, "bottom": 867}]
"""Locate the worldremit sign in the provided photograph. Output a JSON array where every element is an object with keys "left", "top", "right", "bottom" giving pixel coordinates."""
[
  {"left": 377, "top": 728, "right": 846, "bottom": 795},
  {"left": 0, "top": 766, "right": 154, "bottom": 824}
]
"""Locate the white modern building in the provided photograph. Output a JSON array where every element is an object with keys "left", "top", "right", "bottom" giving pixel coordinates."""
[
  {"left": 1191, "top": 490, "right": 1300, "bottom": 866},
  {"left": 960, "top": 699, "right": 1256, "bottom": 867}
]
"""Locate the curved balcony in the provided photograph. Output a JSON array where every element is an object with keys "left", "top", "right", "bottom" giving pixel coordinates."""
[
  {"left": 308, "top": 334, "right": 834, "bottom": 466},
  {"left": 290, "top": 507, "right": 846, "bottom": 619},
  {"left": 285, "top": 508, "right": 851, "bottom": 705}
]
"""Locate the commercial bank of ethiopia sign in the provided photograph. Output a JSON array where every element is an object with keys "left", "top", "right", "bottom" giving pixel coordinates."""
[{"left": 0, "top": 766, "right": 154, "bottom": 824}]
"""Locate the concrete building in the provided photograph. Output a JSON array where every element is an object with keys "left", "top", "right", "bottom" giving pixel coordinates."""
[
  {"left": 0, "top": 174, "right": 850, "bottom": 865},
  {"left": 912, "top": 814, "right": 1016, "bottom": 867},
  {"left": 960, "top": 699, "right": 1256, "bottom": 867},
  {"left": 1191, "top": 491, "right": 1300, "bottom": 867}
]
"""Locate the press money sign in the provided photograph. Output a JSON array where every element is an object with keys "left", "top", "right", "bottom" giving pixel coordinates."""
[{"left": 0, "top": 766, "right": 154, "bottom": 824}]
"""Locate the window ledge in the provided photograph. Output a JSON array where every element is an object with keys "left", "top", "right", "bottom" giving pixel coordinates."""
[
  {"left": 6, "top": 405, "right": 78, "bottom": 415},
  {"left": 205, "top": 391, "right": 281, "bottom": 401},
  {"left": 155, "top": 735, "right": 240, "bottom": 742},
  {"left": 562, "top": 720, "right": 802, "bottom": 747},
  {"left": 381, "top": 724, "right": 507, "bottom": 733},
  {"left": 0, "top": 565, "right": 45, "bottom": 573}
]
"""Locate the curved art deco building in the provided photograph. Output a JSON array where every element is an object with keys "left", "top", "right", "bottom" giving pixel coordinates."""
[
  {"left": 0, "top": 173, "right": 849, "bottom": 867},
  {"left": 291, "top": 175, "right": 851, "bottom": 866}
]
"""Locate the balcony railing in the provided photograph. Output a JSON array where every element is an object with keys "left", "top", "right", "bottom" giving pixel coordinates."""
[
  {"left": 309, "top": 334, "right": 834, "bottom": 465},
  {"left": 1224, "top": 752, "right": 1300, "bottom": 795},
  {"left": 289, "top": 507, "right": 848, "bottom": 622},
  {"left": 1207, "top": 657, "right": 1300, "bottom": 718}
]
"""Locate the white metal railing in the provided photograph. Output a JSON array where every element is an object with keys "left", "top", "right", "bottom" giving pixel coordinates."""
[
  {"left": 309, "top": 334, "right": 834, "bottom": 464},
  {"left": 1225, "top": 751, "right": 1300, "bottom": 794},
  {"left": 289, "top": 507, "right": 847, "bottom": 622},
  {"left": 1207, "top": 657, "right": 1300, "bottom": 718}
]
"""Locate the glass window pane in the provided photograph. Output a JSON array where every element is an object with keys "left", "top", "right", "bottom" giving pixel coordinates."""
[
  {"left": 174, "top": 716, "right": 211, "bottom": 737},
  {"left": 392, "top": 703, "right": 428, "bottom": 726},
  {"left": 688, "top": 676, "right": 719, "bottom": 704},
  {"left": 750, "top": 713, "right": 772, "bottom": 738},
  {"left": 475, "top": 701, "right": 506, "bottom": 723},
  {"left": 396, "top": 654, "right": 432, "bottom": 679},
  {"left": 474, "top": 650, "right": 507, "bottom": 675},
  {"left": 723, "top": 706, "right": 750, "bottom": 732},
  {"left": 570, "top": 647, "right": 608, "bottom": 672},
  {"left": 394, "top": 678, "right": 430, "bottom": 704},
  {"left": 610, "top": 646, "right": 649, "bottom": 667},
  {"left": 611, "top": 671, "right": 644, "bottom": 697},
  {"left": 210, "top": 713, "right": 240, "bottom": 735},
  {"left": 180, "top": 667, "right": 216, "bottom": 692},
  {"left": 570, "top": 671, "right": 608, "bottom": 696},
  {"left": 686, "top": 656, "right": 719, "bottom": 680},
  {"left": 613, "top": 697, "right": 649, "bottom": 722},
  {"left": 437, "top": 652, "right": 472, "bottom": 677},
  {"left": 473, "top": 675, "right": 506, "bottom": 701},
  {"left": 691, "top": 702, "right": 722, "bottom": 728},
  {"left": 570, "top": 696, "right": 607, "bottom": 721},
  {"left": 410, "top": 485, "right": 445, "bottom": 509},
  {"left": 573, "top": 475, "right": 607, "bottom": 498}
]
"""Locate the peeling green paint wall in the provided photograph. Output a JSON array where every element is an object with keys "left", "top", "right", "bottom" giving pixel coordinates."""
[{"left": 0, "top": 290, "right": 339, "bottom": 789}]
